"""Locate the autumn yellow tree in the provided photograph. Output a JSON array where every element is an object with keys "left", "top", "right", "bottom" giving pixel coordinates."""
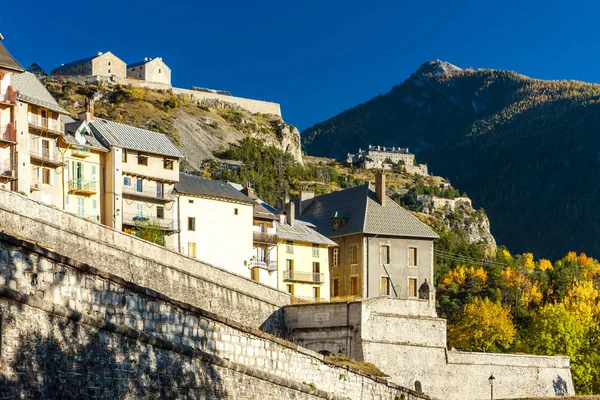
[{"left": 448, "top": 297, "right": 516, "bottom": 352}]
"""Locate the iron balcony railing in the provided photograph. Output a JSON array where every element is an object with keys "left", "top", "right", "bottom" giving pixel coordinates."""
[
  {"left": 253, "top": 231, "right": 278, "bottom": 245},
  {"left": 253, "top": 259, "right": 277, "bottom": 272},
  {"left": 122, "top": 182, "right": 171, "bottom": 201},
  {"left": 28, "top": 113, "right": 64, "bottom": 135},
  {"left": 68, "top": 179, "right": 98, "bottom": 194},
  {"left": 29, "top": 140, "right": 63, "bottom": 165},
  {"left": 283, "top": 270, "right": 325, "bottom": 284},
  {"left": 122, "top": 212, "right": 178, "bottom": 231},
  {"left": 0, "top": 162, "right": 15, "bottom": 179}
]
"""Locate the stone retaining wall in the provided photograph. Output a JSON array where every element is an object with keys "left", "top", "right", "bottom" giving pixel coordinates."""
[{"left": 0, "top": 233, "right": 430, "bottom": 400}]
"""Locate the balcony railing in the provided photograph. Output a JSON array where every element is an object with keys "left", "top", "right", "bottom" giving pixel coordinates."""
[
  {"left": 283, "top": 270, "right": 325, "bottom": 284},
  {"left": 0, "top": 123, "right": 16, "bottom": 145},
  {"left": 72, "top": 145, "right": 91, "bottom": 158},
  {"left": 0, "top": 162, "right": 15, "bottom": 180},
  {"left": 253, "top": 259, "right": 277, "bottom": 272},
  {"left": 122, "top": 183, "right": 172, "bottom": 202},
  {"left": 28, "top": 113, "right": 64, "bottom": 135},
  {"left": 68, "top": 179, "right": 98, "bottom": 196},
  {"left": 122, "top": 212, "right": 178, "bottom": 231},
  {"left": 253, "top": 231, "right": 278, "bottom": 245},
  {"left": 29, "top": 140, "right": 64, "bottom": 166},
  {"left": 30, "top": 178, "right": 41, "bottom": 191}
]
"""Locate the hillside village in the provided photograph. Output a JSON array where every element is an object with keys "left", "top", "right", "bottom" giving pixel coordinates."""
[{"left": 0, "top": 34, "right": 588, "bottom": 400}]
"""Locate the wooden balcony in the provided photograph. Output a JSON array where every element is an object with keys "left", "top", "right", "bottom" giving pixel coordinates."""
[
  {"left": 283, "top": 270, "right": 325, "bottom": 284},
  {"left": 68, "top": 179, "right": 97, "bottom": 196},
  {"left": 253, "top": 231, "right": 278, "bottom": 245},
  {"left": 28, "top": 114, "right": 64, "bottom": 136},
  {"left": 29, "top": 142, "right": 64, "bottom": 167},
  {"left": 0, "top": 124, "right": 17, "bottom": 148}
]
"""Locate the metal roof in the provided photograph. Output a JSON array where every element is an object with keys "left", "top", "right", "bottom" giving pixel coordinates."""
[
  {"left": 0, "top": 41, "right": 24, "bottom": 72},
  {"left": 176, "top": 173, "right": 255, "bottom": 204},
  {"left": 275, "top": 219, "right": 337, "bottom": 247},
  {"left": 11, "top": 72, "right": 69, "bottom": 115},
  {"left": 297, "top": 184, "right": 439, "bottom": 239},
  {"left": 89, "top": 118, "right": 185, "bottom": 158}
]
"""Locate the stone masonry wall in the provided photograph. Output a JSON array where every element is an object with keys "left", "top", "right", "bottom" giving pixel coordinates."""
[
  {"left": 0, "top": 233, "right": 430, "bottom": 400},
  {"left": 173, "top": 87, "right": 282, "bottom": 116},
  {"left": 0, "top": 189, "right": 288, "bottom": 332}
]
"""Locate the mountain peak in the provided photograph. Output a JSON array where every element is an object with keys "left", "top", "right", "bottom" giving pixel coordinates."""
[{"left": 414, "top": 60, "right": 462, "bottom": 77}]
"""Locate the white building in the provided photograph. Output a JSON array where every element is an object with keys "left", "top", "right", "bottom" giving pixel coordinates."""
[
  {"left": 175, "top": 173, "right": 255, "bottom": 277},
  {"left": 127, "top": 57, "right": 171, "bottom": 86}
]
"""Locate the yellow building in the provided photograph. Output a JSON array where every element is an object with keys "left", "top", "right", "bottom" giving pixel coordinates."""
[
  {"left": 59, "top": 118, "right": 108, "bottom": 221},
  {"left": 275, "top": 204, "right": 337, "bottom": 302},
  {"left": 51, "top": 51, "right": 127, "bottom": 80}
]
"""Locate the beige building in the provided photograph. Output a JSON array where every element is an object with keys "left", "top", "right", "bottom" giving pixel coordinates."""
[
  {"left": 296, "top": 173, "right": 439, "bottom": 301},
  {"left": 59, "top": 117, "right": 108, "bottom": 221},
  {"left": 276, "top": 204, "right": 337, "bottom": 302},
  {"left": 11, "top": 72, "right": 70, "bottom": 206},
  {"left": 51, "top": 51, "right": 126, "bottom": 80},
  {"left": 175, "top": 173, "right": 255, "bottom": 277},
  {"left": 0, "top": 35, "right": 24, "bottom": 192},
  {"left": 88, "top": 111, "right": 185, "bottom": 246},
  {"left": 127, "top": 57, "right": 171, "bottom": 85}
]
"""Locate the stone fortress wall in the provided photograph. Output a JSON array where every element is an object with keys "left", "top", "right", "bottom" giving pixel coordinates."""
[
  {"left": 284, "top": 298, "right": 574, "bottom": 400},
  {"left": 348, "top": 145, "right": 429, "bottom": 176},
  {"left": 0, "top": 189, "right": 428, "bottom": 399}
]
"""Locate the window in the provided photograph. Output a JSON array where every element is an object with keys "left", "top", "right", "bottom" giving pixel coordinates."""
[
  {"left": 312, "top": 244, "right": 320, "bottom": 257},
  {"left": 136, "top": 203, "right": 144, "bottom": 217},
  {"left": 41, "top": 139, "right": 50, "bottom": 159},
  {"left": 123, "top": 177, "right": 131, "bottom": 186},
  {"left": 122, "top": 149, "right": 128, "bottom": 162},
  {"left": 409, "top": 247, "right": 418, "bottom": 267},
  {"left": 188, "top": 199, "right": 194, "bottom": 204},
  {"left": 350, "top": 244, "right": 359, "bottom": 264},
  {"left": 286, "top": 259, "right": 294, "bottom": 272},
  {"left": 138, "top": 154, "right": 148, "bottom": 166},
  {"left": 108, "top": 69, "right": 111, "bottom": 74},
  {"left": 136, "top": 179, "right": 143, "bottom": 192},
  {"left": 156, "top": 206, "right": 164, "bottom": 219},
  {"left": 234, "top": 208, "right": 238, "bottom": 215},
  {"left": 380, "top": 276, "right": 390, "bottom": 296},
  {"left": 188, "top": 242, "right": 197, "bottom": 258},
  {"left": 332, "top": 248, "right": 339, "bottom": 267},
  {"left": 77, "top": 197, "right": 85, "bottom": 217},
  {"left": 108, "top": 62, "right": 111, "bottom": 66},
  {"left": 42, "top": 168, "right": 50, "bottom": 184},
  {"left": 286, "top": 240, "right": 293, "bottom": 254},
  {"left": 163, "top": 158, "right": 174, "bottom": 170},
  {"left": 156, "top": 182, "right": 164, "bottom": 199},
  {"left": 332, "top": 278, "right": 340, "bottom": 297},
  {"left": 188, "top": 217, "right": 196, "bottom": 231},
  {"left": 350, "top": 276, "right": 359, "bottom": 296},
  {"left": 313, "top": 287, "right": 320, "bottom": 299},
  {"left": 287, "top": 284, "right": 294, "bottom": 295},
  {"left": 408, "top": 278, "right": 418, "bottom": 297},
  {"left": 380, "top": 245, "right": 390, "bottom": 264}
]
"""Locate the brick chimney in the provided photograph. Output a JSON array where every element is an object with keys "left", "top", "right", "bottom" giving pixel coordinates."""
[
  {"left": 241, "top": 182, "right": 255, "bottom": 199},
  {"left": 375, "top": 171, "right": 386, "bottom": 206},
  {"left": 285, "top": 201, "right": 295, "bottom": 227},
  {"left": 299, "top": 191, "right": 314, "bottom": 215},
  {"left": 78, "top": 100, "right": 94, "bottom": 123}
]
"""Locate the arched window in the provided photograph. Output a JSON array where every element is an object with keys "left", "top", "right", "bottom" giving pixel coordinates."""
[{"left": 415, "top": 381, "right": 423, "bottom": 393}]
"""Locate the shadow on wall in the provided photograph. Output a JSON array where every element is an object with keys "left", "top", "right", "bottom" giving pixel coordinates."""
[
  {"left": 553, "top": 375, "right": 569, "bottom": 396},
  {"left": 0, "top": 289, "right": 227, "bottom": 398}
]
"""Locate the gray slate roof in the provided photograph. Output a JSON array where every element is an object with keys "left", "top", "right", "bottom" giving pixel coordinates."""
[
  {"left": 228, "top": 181, "right": 279, "bottom": 220},
  {"left": 297, "top": 184, "right": 439, "bottom": 239},
  {"left": 51, "top": 54, "right": 97, "bottom": 71},
  {"left": 275, "top": 219, "right": 337, "bottom": 247},
  {"left": 11, "top": 72, "right": 69, "bottom": 115},
  {"left": 176, "top": 173, "right": 254, "bottom": 204},
  {"left": 0, "top": 41, "right": 24, "bottom": 72},
  {"left": 89, "top": 118, "right": 185, "bottom": 158}
]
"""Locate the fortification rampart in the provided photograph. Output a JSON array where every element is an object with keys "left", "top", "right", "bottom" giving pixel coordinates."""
[
  {"left": 0, "top": 232, "right": 430, "bottom": 400},
  {"left": 173, "top": 87, "right": 282, "bottom": 116},
  {"left": 0, "top": 189, "right": 289, "bottom": 332}
]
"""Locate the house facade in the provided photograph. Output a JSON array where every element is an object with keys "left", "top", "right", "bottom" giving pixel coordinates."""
[
  {"left": 11, "top": 72, "right": 70, "bottom": 207},
  {"left": 88, "top": 111, "right": 184, "bottom": 246},
  {"left": 59, "top": 117, "right": 108, "bottom": 221},
  {"left": 127, "top": 57, "right": 171, "bottom": 85},
  {"left": 175, "top": 174, "right": 254, "bottom": 277},
  {"left": 0, "top": 36, "right": 23, "bottom": 192},
  {"left": 297, "top": 172, "right": 439, "bottom": 301},
  {"left": 276, "top": 204, "right": 337, "bottom": 302},
  {"left": 51, "top": 51, "right": 127, "bottom": 80}
]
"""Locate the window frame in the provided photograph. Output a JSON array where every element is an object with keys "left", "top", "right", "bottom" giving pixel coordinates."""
[
  {"left": 332, "top": 248, "right": 339, "bottom": 267},
  {"left": 286, "top": 240, "right": 294, "bottom": 254},
  {"left": 380, "top": 276, "right": 390, "bottom": 296},
  {"left": 408, "top": 277, "right": 418, "bottom": 298},
  {"left": 312, "top": 243, "right": 320, "bottom": 257},
  {"left": 380, "top": 244, "right": 391, "bottom": 265},
  {"left": 188, "top": 217, "right": 196, "bottom": 231},
  {"left": 137, "top": 153, "right": 148, "bottom": 166},
  {"left": 163, "top": 158, "right": 174, "bottom": 170},
  {"left": 350, "top": 275, "right": 359, "bottom": 296},
  {"left": 156, "top": 206, "right": 164, "bottom": 219},
  {"left": 408, "top": 247, "right": 418, "bottom": 267},
  {"left": 350, "top": 244, "right": 359, "bottom": 265}
]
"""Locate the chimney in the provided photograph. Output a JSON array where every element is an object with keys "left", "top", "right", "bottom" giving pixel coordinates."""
[
  {"left": 97, "top": 52, "right": 103, "bottom": 56},
  {"left": 299, "top": 191, "right": 314, "bottom": 215},
  {"left": 241, "top": 181, "right": 254, "bottom": 198},
  {"left": 0, "top": 33, "right": 4, "bottom": 41},
  {"left": 375, "top": 171, "right": 386, "bottom": 206},
  {"left": 78, "top": 100, "right": 95, "bottom": 123},
  {"left": 286, "top": 202, "right": 295, "bottom": 227}
]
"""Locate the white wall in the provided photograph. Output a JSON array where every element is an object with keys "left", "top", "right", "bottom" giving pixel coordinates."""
[{"left": 178, "top": 194, "right": 254, "bottom": 277}]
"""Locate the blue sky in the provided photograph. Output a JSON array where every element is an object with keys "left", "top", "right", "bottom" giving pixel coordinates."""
[{"left": 2, "top": 0, "right": 599, "bottom": 130}]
